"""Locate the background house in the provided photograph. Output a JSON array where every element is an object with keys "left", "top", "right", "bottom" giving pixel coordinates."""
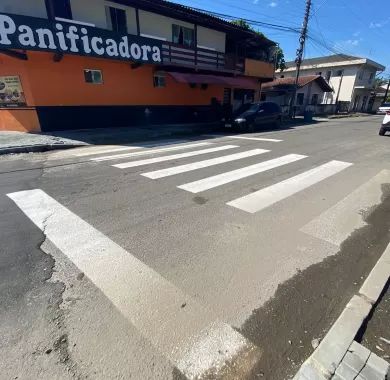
[
  {"left": 372, "top": 83, "right": 390, "bottom": 111},
  {"left": 275, "top": 54, "right": 385, "bottom": 113},
  {"left": 261, "top": 75, "right": 333, "bottom": 115}
]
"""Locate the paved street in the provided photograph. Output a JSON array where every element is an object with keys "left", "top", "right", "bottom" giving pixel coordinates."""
[{"left": 1, "top": 116, "right": 390, "bottom": 380}]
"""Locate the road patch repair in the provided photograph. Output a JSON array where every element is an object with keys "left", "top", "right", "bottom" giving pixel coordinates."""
[
  {"left": 238, "top": 175, "right": 390, "bottom": 380},
  {"left": 294, "top": 197, "right": 390, "bottom": 378},
  {"left": 7, "top": 189, "right": 261, "bottom": 380}
]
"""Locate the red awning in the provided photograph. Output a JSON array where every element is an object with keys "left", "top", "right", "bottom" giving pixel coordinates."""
[{"left": 168, "top": 72, "right": 260, "bottom": 89}]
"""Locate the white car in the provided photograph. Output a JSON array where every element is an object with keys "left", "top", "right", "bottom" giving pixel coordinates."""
[
  {"left": 379, "top": 111, "right": 390, "bottom": 136},
  {"left": 378, "top": 102, "right": 390, "bottom": 114}
]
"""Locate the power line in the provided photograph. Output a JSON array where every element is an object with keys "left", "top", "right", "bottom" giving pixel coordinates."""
[{"left": 183, "top": 5, "right": 302, "bottom": 33}]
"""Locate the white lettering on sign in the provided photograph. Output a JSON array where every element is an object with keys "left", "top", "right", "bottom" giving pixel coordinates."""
[
  {"left": 106, "top": 39, "right": 119, "bottom": 57},
  {"left": 80, "top": 27, "right": 91, "bottom": 54},
  {"left": 66, "top": 25, "right": 80, "bottom": 53},
  {"left": 91, "top": 36, "right": 104, "bottom": 55},
  {"left": 0, "top": 14, "right": 16, "bottom": 44},
  {"left": 18, "top": 25, "right": 36, "bottom": 47},
  {"left": 36, "top": 28, "right": 56, "bottom": 49},
  {"left": 0, "top": 13, "right": 162, "bottom": 64},
  {"left": 119, "top": 36, "right": 130, "bottom": 59},
  {"left": 152, "top": 46, "right": 162, "bottom": 63}
]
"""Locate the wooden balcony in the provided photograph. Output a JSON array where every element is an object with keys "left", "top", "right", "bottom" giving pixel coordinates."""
[
  {"left": 161, "top": 42, "right": 244, "bottom": 74},
  {"left": 244, "top": 58, "right": 275, "bottom": 79}
]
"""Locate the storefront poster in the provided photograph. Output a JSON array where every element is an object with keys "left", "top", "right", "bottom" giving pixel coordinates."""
[{"left": 0, "top": 76, "right": 26, "bottom": 107}]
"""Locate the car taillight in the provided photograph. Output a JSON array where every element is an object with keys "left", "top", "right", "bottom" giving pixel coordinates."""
[{"left": 387, "top": 111, "right": 390, "bottom": 115}]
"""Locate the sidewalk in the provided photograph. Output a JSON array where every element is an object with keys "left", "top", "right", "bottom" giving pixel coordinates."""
[
  {"left": 0, "top": 117, "right": 328, "bottom": 156},
  {"left": 294, "top": 239, "right": 390, "bottom": 380},
  {"left": 0, "top": 122, "right": 219, "bottom": 155}
]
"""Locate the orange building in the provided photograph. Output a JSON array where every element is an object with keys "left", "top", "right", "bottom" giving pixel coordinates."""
[{"left": 0, "top": 0, "right": 276, "bottom": 132}]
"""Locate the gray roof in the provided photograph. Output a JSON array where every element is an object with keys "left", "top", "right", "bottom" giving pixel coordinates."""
[{"left": 285, "top": 54, "right": 362, "bottom": 68}]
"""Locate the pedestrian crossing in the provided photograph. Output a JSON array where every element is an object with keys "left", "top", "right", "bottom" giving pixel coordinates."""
[
  {"left": 91, "top": 141, "right": 213, "bottom": 162},
  {"left": 113, "top": 145, "right": 239, "bottom": 169},
  {"left": 227, "top": 160, "right": 353, "bottom": 213},
  {"left": 142, "top": 149, "right": 269, "bottom": 179},
  {"left": 71, "top": 139, "right": 354, "bottom": 214},
  {"left": 178, "top": 154, "right": 307, "bottom": 193}
]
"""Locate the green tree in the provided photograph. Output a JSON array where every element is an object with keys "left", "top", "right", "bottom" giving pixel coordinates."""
[
  {"left": 231, "top": 19, "right": 286, "bottom": 71},
  {"left": 374, "top": 77, "right": 387, "bottom": 89}
]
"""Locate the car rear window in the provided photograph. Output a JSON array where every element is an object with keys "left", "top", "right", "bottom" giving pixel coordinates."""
[
  {"left": 264, "top": 102, "right": 280, "bottom": 112},
  {"left": 382, "top": 103, "right": 390, "bottom": 107}
]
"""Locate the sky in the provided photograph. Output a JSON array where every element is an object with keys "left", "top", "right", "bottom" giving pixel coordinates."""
[{"left": 174, "top": 0, "right": 390, "bottom": 76}]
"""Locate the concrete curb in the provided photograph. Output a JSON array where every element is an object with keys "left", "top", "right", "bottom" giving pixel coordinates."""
[
  {"left": 0, "top": 123, "right": 221, "bottom": 156},
  {"left": 294, "top": 242, "right": 390, "bottom": 379},
  {"left": 0, "top": 143, "right": 87, "bottom": 156}
]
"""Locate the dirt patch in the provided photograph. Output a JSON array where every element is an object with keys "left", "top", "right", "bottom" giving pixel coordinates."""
[
  {"left": 239, "top": 184, "right": 390, "bottom": 380},
  {"left": 193, "top": 196, "right": 209, "bottom": 205},
  {"left": 358, "top": 283, "right": 390, "bottom": 362}
]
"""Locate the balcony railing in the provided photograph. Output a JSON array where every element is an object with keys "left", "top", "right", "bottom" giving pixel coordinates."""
[{"left": 161, "top": 42, "right": 244, "bottom": 73}]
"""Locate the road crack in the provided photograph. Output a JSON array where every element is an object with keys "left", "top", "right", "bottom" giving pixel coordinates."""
[{"left": 37, "top": 211, "right": 83, "bottom": 379}]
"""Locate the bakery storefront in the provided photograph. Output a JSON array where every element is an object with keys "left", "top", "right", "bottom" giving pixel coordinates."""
[
  {"left": 0, "top": 0, "right": 275, "bottom": 132},
  {"left": 0, "top": 12, "right": 219, "bottom": 132},
  {"left": 0, "top": 1, "right": 274, "bottom": 132}
]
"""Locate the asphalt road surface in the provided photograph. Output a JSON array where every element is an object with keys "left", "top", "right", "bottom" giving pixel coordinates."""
[{"left": 1, "top": 116, "right": 390, "bottom": 380}]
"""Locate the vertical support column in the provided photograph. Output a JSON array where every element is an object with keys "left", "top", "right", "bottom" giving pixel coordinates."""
[
  {"left": 45, "top": 0, "right": 56, "bottom": 19},
  {"left": 135, "top": 8, "right": 140, "bottom": 36},
  {"left": 194, "top": 24, "right": 198, "bottom": 67}
]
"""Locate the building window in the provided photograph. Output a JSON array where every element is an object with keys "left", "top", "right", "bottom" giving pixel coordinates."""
[
  {"left": 358, "top": 70, "right": 364, "bottom": 80},
  {"left": 326, "top": 71, "right": 332, "bottom": 81},
  {"left": 172, "top": 24, "right": 195, "bottom": 47},
  {"left": 311, "top": 94, "right": 319, "bottom": 105},
  {"left": 335, "top": 70, "right": 344, "bottom": 77},
  {"left": 153, "top": 72, "right": 166, "bottom": 88},
  {"left": 84, "top": 69, "right": 103, "bottom": 84},
  {"left": 280, "top": 75, "right": 285, "bottom": 78},
  {"left": 368, "top": 72, "right": 375, "bottom": 83},
  {"left": 296, "top": 93, "right": 304, "bottom": 105},
  {"left": 106, "top": 6, "right": 127, "bottom": 33},
  {"left": 49, "top": 0, "right": 72, "bottom": 19}
]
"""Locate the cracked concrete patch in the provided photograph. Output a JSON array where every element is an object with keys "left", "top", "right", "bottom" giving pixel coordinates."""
[{"left": 42, "top": 239, "right": 174, "bottom": 380}]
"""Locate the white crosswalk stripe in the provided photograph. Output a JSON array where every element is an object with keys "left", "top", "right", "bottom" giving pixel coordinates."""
[
  {"left": 227, "top": 136, "right": 283, "bottom": 142},
  {"left": 113, "top": 145, "right": 239, "bottom": 169},
  {"left": 73, "top": 140, "right": 189, "bottom": 157},
  {"left": 178, "top": 154, "right": 307, "bottom": 193},
  {"left": 8, "top": 189, "right": 260, "bottom": 379},
  {"left": 203, "top": 135, "right": 282, "bottom": 142},
  {"left": 91, "top": 142, "right": 213, "bottom": 162},
  {"left": 84, "top": 139, "right": 357, "bottom": 215},
  {"left": 74, "top": 146, "right": 142, "bottom": 157},
  {"left": 141, "top": 149, "right": 269, "bottom": 179},
  {"left": 301, "top": 170, "right": 390, "bottom": 246},
  {"left": 227, "top": 160, "right": 353, "bottom": 213}
]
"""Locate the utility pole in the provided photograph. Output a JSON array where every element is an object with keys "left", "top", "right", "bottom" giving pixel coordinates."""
[
  {"left": 289, "top": 0, "right": 312, "bottom": 118},
  {"left": 335, "top": 71, "right": 344, "bottom": 113},
  {"left": 383, "top": 79, "right": 390, "bottom": 103}
]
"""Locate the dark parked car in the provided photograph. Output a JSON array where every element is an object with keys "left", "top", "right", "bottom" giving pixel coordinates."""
[{"left": 224, "top": 102, "right": 282, "bottom": 131}]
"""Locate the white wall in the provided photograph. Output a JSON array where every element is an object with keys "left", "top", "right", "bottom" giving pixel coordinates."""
[
  {"left": 354, "top": 67, "right": 376, "bottom": 87},
  {"left": 71, "top": 0, "right": 107, "bottom": 28},
  {"left": 197, "top": 26, "right": 225, "bottom": 52},
  {"left": 296, "top": 81, "right": 327, "bottom": 105},
  {"left": 1, "top": 0, "right": 47, "bottom": 18},
  {"left": 277, "top": 65, "right": 359, "bottom": 102},
  {"left": 70, "top": 0, "right": 137, "bottom": 34},
  {"left": 138, "top": 10, "right": 193, "bottom": 41},
  {"left": 277, "top": 62, "right": 384, "bottom": 105}
]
